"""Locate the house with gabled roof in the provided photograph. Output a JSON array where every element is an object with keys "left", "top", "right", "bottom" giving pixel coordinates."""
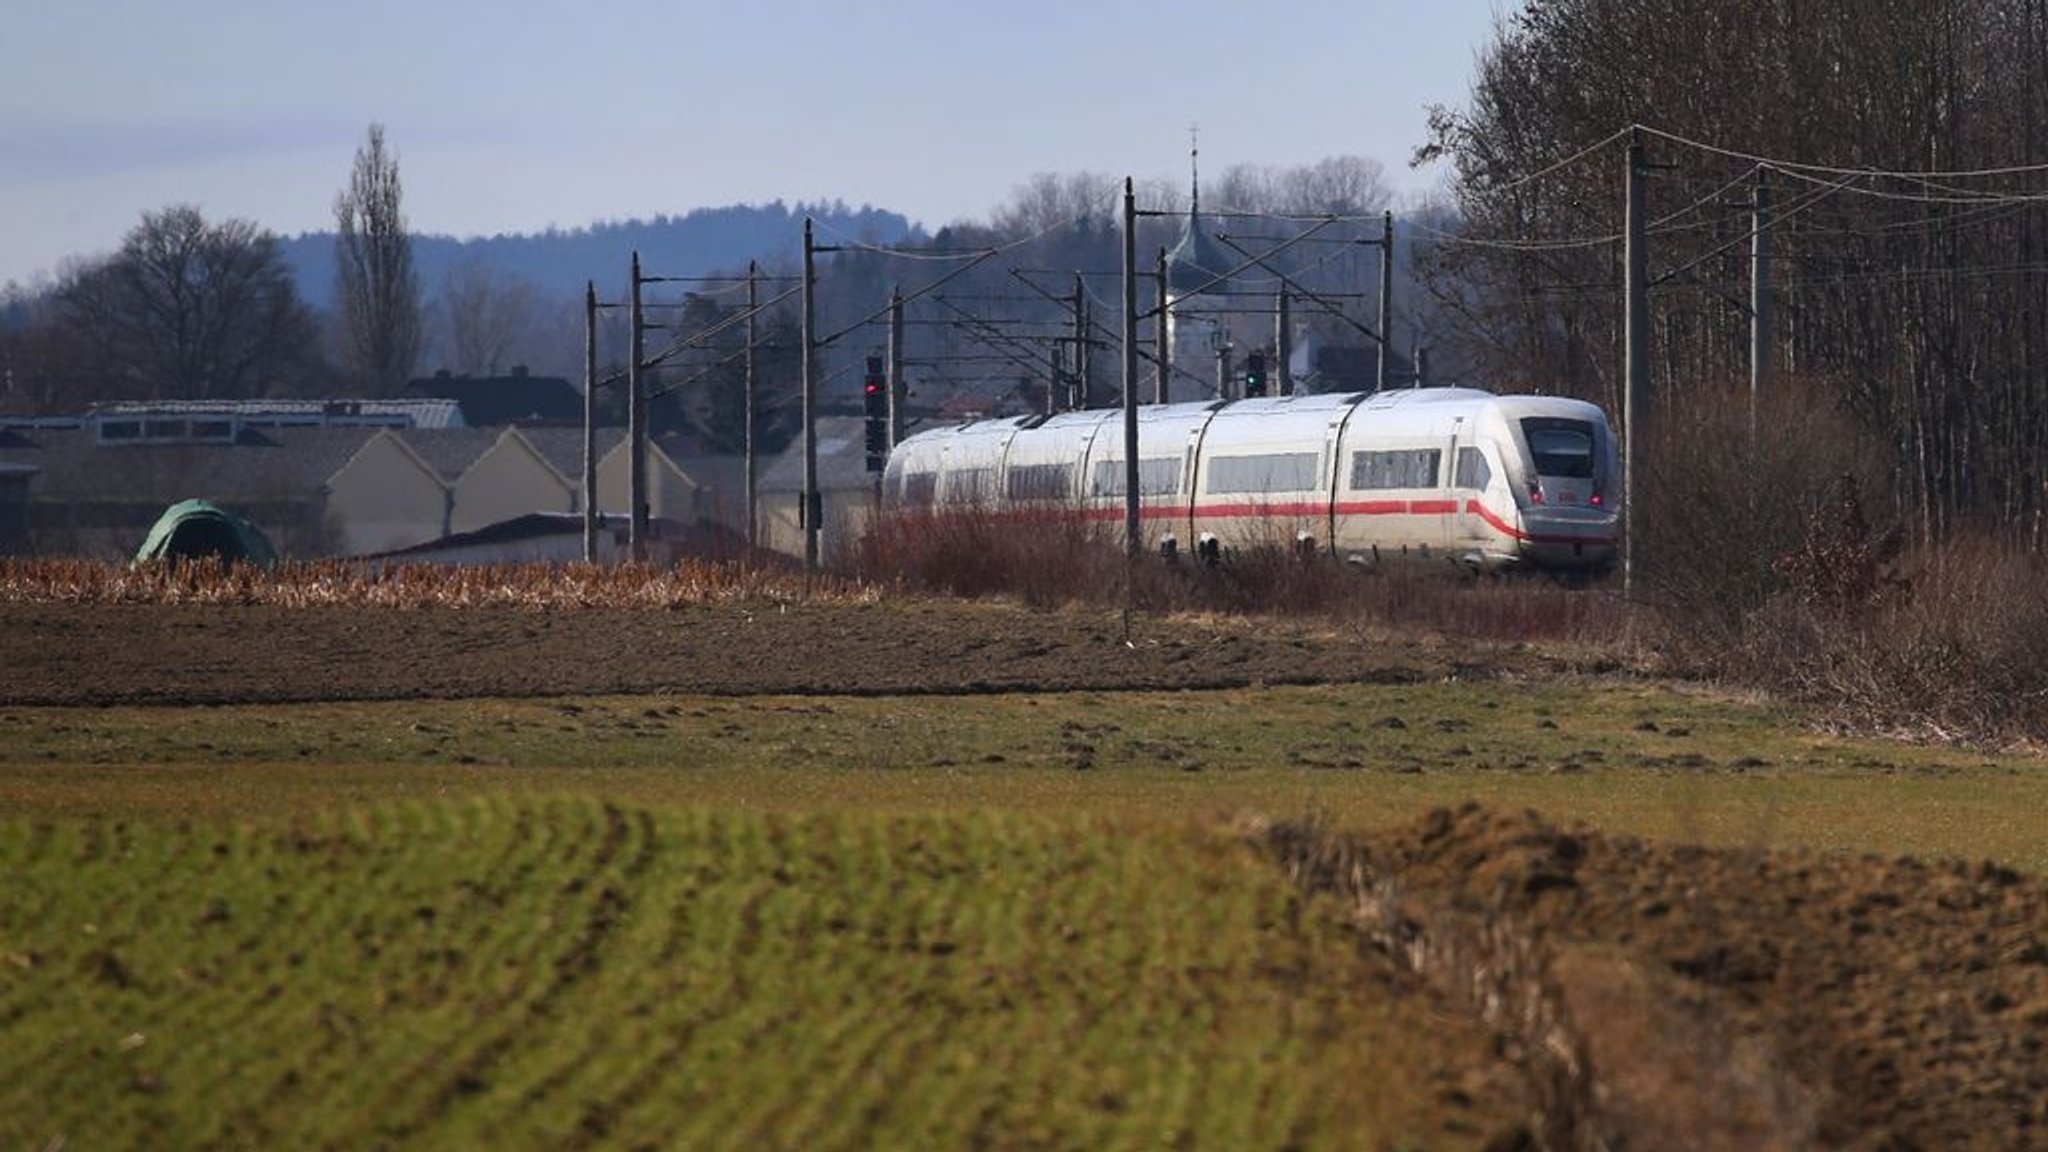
[
  {"left": 518, "top": 427, "right": 704, "bottom": 527},
  {"left": 0, "top": 425, "right": 386, "bottom": 558},
  {"left": 757, "top": 416, "right": 881, "bottom": 560},
  {"left": 0, "top": 403, "right": 762, "bottom": 561},
  {"left": 449, "top": 427, "right": 579, "bottom": 534},
  {"left": 322, "top": 430, "right": 455, "bottom": 556}
]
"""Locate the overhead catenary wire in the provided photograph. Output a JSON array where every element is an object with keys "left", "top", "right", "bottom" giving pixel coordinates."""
[{"left": 1635, "top": 123, "right": 2048, "bottom": 184}]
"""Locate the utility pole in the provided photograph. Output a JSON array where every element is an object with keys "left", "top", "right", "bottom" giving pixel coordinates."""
[
  {"left": 1276, "top": 290, "right": 1293, "bottom": 396},
  {"left": 1624, "top": 128, "right": 1650, "bottom": 595},
  {"left": 888, "top": 286, "right": 906, "bottom": 445},
  {"left": 628, "top": 251, "right": 648, "bottom": 562},
  {"left": 1155, "top": 248, "right": 1171, "bottom": 405},
  {"left": 1379, "top": 210, "right": 1395, "bottom": 391},
  {"left": 1047, "top": 343, "right": 1063, "bottom": 415},
  {"left": 582, "top": 281, "right": 599, "bottom": 563},
  {"left": 1216, "top": 342, "right": 1234, "bottom": 401},
  {"left": 1751, "top": 166, "right": 1774, "bottom": 434},
  {"left": 1121, "top": 178, "right": 1141, "bottom": 558},
  {"left": 1072, "top": 272, "right": 1088, "bottom": 408},
  {"left": 801, "top": 218, "right": 820, "bottom": 572},
  {"left": 744, "top": 260, "right": 758, "bottom": 549}
]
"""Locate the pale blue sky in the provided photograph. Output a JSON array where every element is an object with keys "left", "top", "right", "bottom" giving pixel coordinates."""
[{"left": 1, "top": 0, "right": 1510, "bottom": 287}]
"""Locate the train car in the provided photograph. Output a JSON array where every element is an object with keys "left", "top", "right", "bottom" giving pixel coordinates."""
[{"left": 881, "top": 388, "right": 1619, "bottom": 573}]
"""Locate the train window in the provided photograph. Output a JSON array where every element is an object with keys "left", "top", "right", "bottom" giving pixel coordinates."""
[
  {"left": 945, "top": 468, "right": 994, "bottom": 503},
  {"left": 1006, "top": 463, "right": 1073, "bottom": 502},
  {"left": 1090, "top": 458, "right": 1181, "bottom": 498},
  {"left": 1349, "top": 448, "right": 1442, "bottom": 490},
  {"left": 1455, "top": 446, "right": 1493, "bottom": 491},
  {"left": 902, "top": 473, "right": 938, "bottom": 506},
  {"left": 1520, "top": 418, "right": 1596, "bottom": 478},
  {"left": 1207, "top": 452, "right": 1319, "bottom": 494}
]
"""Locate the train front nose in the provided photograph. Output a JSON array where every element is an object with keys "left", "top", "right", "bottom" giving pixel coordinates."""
[{"left": 1518, "top": 506, "right": 1619, "bottom": 569}]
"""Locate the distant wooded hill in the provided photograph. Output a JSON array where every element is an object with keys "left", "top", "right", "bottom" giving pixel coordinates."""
[{"left": 280, "top": 201, "right": 922, "bottom": 307}]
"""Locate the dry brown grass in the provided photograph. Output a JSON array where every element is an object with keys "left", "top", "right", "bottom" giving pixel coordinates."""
[
  {"left": 851, "top": 503, "right": 1128, "bottom": 607},
  {"left": 855, "top": 504, "right": 1633, "bottom": 651},
  {"left": 1732, "top": 531, "right": 2048, "bottom": 742},
  {"left": 0, "top": 556, "right": 869, "bottom": 609}
]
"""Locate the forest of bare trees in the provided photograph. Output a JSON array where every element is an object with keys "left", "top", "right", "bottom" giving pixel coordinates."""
[{"left": 1417, "top": 0, "right": 2048, "bottom": 550}]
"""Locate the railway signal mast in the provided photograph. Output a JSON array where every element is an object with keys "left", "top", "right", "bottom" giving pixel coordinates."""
[{"left": 863, "top": 355, "right": 888, "bottom": 473}]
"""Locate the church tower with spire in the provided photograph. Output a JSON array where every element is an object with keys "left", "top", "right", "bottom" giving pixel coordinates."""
[{"left": 1163, "top": 132, "right": 1237, "bottom": 400}]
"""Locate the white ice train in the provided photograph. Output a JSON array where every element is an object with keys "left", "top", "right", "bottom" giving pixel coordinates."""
[{"left": 881, "top": 387, "right": 1620, "bottom": 572}]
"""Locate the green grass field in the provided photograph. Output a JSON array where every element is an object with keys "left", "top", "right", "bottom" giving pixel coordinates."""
[
  {"left": 1, "top": 800, "right": 1524, "bottom": 1151},
  {"left": 3, "top": 679, "right": 2045, "bottom": 1150},
  {"left": 4, "top": 680, "right": 2043, "bottom": 867}
]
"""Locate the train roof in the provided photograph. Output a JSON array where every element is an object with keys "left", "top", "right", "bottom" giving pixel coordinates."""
[{"left": 891, "top": 388, "right": 1608, "bottom": 461}]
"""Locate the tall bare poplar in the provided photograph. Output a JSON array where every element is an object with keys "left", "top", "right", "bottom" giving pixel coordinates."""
[{"left": 334, "top": 123, "right": 421, "bottom": 396}]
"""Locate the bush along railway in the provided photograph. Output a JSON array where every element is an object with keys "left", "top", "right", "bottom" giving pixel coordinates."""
[{"left": 883, "top": 388, "right": 1620, "bottom": 573}]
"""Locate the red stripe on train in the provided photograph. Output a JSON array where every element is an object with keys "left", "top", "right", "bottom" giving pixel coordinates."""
[
  {"left": 1465, "top": 500, "right": 1616, "bottom": 546},
  {"left": 933, "top": 498, "right": 1614, "bottom": 547}
]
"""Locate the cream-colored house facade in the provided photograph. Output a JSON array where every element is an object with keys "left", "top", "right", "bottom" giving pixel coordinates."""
[
  {"left": 322, "top": 431, "right": 452, "bottom": 556},
  {"left": 450, "top": 428, "right": 579, "bottom": 533},
  {"left": 593, "top": 439, "right": 702, "bottom": 526},
  {"left": 758, "top": 417, "right": 883, "bottom": 561},
  {"left": 327, "top": 427, "right": 714, "bottom": 558},
  {"left": 760, "top": 486, "right": 879, "bottom": 562}
]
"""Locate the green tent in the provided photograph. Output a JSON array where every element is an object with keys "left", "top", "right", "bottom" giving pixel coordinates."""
[{"left": 133, "top": 500, "right": 279, "bottom": 567}]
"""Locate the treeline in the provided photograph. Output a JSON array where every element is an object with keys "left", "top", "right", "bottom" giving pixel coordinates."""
[
  {"left": 0, "top": 145, "right": 1403, "bottom": 448},
  {"left": 0, "top": 200, "right": 920, "bottom": 418},
  {"left": 1419, "top": 0, "right": 2048, "bottom": 549},
  {"left": 279, "top": 200, "right": 919, "bottom": 309}
]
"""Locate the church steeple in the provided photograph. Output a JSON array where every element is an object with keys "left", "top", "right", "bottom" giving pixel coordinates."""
[{"left": 1166, "top": 125, "right": 1232, "bottom": 296}]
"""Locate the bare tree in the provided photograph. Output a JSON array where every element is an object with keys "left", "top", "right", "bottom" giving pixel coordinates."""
[
  {"left": 437, "top": 258, "right": 539, "bottom": 377},
  {"left": 1212, "top": 163, "right": 1281, "bottom": 213},
  {"left": 58, "top": 206, "right": 318, "bottom": 401},
  {"left": 989, "top": 172, "right": 1120, "bottom": 240},
  {"left": 1277, "top": 156, "right": 1390, "bottom": 215},
  {"left": 334, "top": 123, "right": 422, "bottom": 396}
]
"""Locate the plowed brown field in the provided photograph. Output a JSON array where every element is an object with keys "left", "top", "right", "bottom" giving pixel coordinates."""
[{"left": 0, "top": 601, "right": 1530, "bottom": 705}]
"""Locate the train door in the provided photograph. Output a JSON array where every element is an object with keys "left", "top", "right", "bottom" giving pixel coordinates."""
[
  {"left": 1448, "top": 419, "right": 1484, "bottom": 548},
  {"left": 1321, "top": 418, "right": 1346, "bottom": 553}
]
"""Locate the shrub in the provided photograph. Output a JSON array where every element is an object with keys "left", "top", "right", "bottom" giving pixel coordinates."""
[
  {"left": 852, "top": 504, "right": 1127, "bottom": 607},
  {"left": 854, "top": 503, "right": 1633, "bottom": 651},
  {"left": 1734, "top": 533, "right": 2048, "bottom": 742},
  {"left": 1638, "top": 376, "right": 1887, "bottom": 637}
]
